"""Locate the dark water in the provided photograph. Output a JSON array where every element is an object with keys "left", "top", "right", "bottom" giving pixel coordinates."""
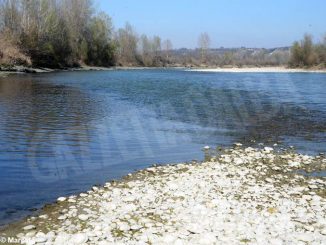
[{"left": 0, "top": 69, "right": 325, "bottom": 225}]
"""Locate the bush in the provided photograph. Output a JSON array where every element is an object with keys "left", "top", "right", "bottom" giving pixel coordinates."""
[{"left": 289, "top": 34, "right": 324, "bottom": 68}]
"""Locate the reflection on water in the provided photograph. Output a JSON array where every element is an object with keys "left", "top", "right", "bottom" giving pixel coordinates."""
[{"left": 0, "top": 69, "right": 325, "bottom": 225}]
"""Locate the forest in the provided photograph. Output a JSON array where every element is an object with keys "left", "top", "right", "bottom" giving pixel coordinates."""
[
  {"left": 0, "top": 0, "right": 115, "bottom": 67},
  {"left": 0, "top": 0, "right": 325, "bottom": 69}
]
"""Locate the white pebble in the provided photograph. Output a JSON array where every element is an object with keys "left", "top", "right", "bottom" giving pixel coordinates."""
[
  {"left": 23, "top": 225, "right": 36, "bottom": 231},
  {"left": 78, "top": 214, "right": 89, "bottom": 221},
  {"left": 57, "top": 197, "right": 66, "bottom": 202},
  {"left": 69, "top": 233, "right": 88, "bottom": 244}
]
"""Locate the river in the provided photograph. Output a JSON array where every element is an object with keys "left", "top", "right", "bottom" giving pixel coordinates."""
[{"left": 0, "top": 69, "right": 325, "bottom": 225}]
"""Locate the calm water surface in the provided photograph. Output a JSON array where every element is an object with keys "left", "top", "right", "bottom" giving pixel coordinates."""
[{"left": 0, "top": 69, "right": 325, "bottom": 225}]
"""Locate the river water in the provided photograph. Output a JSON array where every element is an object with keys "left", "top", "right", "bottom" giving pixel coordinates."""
[{"left": 0, "top": 69, "right": 325, "bottom": 225}]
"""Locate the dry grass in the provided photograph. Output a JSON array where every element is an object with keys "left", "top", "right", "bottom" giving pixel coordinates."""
[{"left": 0, "top": 32, "right": 31, "bottom": 67}]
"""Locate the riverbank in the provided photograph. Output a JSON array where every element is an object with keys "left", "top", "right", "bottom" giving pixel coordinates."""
[
  {"left": 2, "top": 65, "right": 326, "bottom": 77},
  {"left": 188, "top": 66, "right": 326, "bottom": 73},
  {"left": 0, "top": 65, "right": 172, "bottom": 77},
  {"left": 1, "top": 145, "right": 325, "bottom": 244},
  {"left": 0, "top": 65, "right": 115, "bottom": 75}
]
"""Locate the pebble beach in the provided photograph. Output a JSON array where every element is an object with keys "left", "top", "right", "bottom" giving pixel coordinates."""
[{"left": 1, "top": 145, "right": 326, "bottom": 245}]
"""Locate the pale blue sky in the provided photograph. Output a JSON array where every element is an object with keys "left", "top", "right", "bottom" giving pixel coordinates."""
[{"left": 97, "top": 0, "right": 326, "bottom": 48}]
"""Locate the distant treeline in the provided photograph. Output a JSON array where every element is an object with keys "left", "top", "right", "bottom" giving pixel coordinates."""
[
  {"left": 168, "top": 47, "right": 290, "bottom": 68},
  {"left": 0, "top": 0, "right": 325, "bottom": 69}
]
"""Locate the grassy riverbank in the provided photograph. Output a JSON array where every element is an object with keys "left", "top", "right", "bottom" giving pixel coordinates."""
[{"left": 1, "top": 145, "right": 325, "bottom": 244}]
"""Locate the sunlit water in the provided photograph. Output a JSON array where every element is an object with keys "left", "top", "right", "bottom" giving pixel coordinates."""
[{"left": 0, "top": 69, "right": 325, "bottom": 225}]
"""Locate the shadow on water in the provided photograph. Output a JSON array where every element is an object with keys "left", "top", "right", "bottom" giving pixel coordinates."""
[{"left": 0, "top": 76, "right": 107, "bottom": 225}]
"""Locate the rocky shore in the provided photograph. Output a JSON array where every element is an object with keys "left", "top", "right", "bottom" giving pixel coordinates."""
[
  {"left": 0, "top": 65, "right": 114, "bottom": 75},
  {"left": 1, "top": 145, "right": 326, "bottom": 244}
]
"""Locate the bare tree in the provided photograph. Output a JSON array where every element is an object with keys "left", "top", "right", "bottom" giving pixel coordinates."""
[
  {"left": 139, "top": 34, "right": 152, "bottom": 66},
  {"left": 198, "top": 32, "right": 210, "bottom": 63},
  {"left": 152, "top": 35, "right": 161, "bottom": 56},
  {"left": 116, "top": 22, "right": 138, "bottom": 65},
  {"left": 61, "top": 0, "right": 93, "bottom": 62},
  {"left": 162, "top": 39, "right": 173, "bottom": 59}
]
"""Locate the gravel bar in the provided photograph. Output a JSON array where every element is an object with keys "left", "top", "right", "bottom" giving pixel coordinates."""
[{"left": 1, "top": 145, "right": 326, "bottom": 245}]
